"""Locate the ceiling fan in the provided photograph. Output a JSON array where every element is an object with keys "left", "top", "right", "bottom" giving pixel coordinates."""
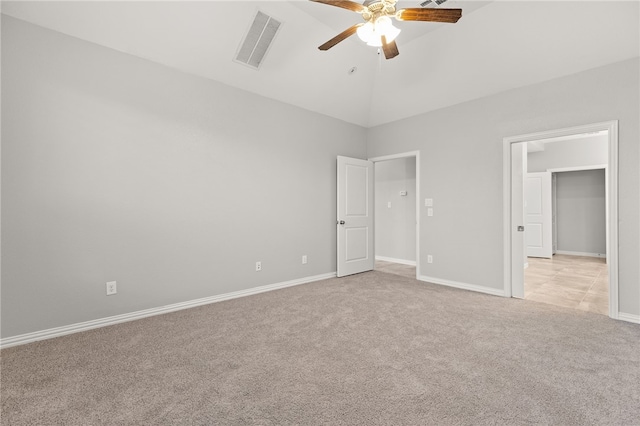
[{"left": 311, "top": 0, "right": 462, "bottom": 59}]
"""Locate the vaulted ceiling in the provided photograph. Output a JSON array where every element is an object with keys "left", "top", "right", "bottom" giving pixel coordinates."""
[{"left": 2, "top": 1, "right": 639, "bottom": 127}]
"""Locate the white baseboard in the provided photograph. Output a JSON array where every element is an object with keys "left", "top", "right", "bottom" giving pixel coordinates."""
[
  {"left": 618, "top": 312, "right": 640, "bottom": 325},
  {"left": 0, "top": 272, "right": 337, "bottom": 349},
  {"left": 418, "top": 275, "right": 506, "bottom": 297},
  {"left": 375, "top": 256, "right": 416, "bottom": 266},
  {"left": 555, "top": 250, "right": 606, "bottom": 258}
]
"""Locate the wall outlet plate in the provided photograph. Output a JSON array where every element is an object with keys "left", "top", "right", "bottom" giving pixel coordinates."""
[
  {"left": 106, "top": 281, "right": 117, "bottom": 295},
  {"left": 302, "top": 255, "right": 307, "bottom": 264},
  {"left": 256, "top": 261, "right": 262, "bottom": 271}
]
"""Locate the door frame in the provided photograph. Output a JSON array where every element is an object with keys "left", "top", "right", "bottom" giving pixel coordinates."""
[
  {"left": 502, "top": 121, "right": 619, "bottom": 319},
  {"left": 368, "top": 151, "right": 421, "bottom": 279}
]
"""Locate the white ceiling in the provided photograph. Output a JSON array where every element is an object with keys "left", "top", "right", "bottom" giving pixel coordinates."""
[{"left": 2, "top": 1, "right": 639, "bottom": 128}]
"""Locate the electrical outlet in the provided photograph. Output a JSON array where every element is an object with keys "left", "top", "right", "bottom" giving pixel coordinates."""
[
  {"left": 427, "top": 255, "right": 433, "bottom": 264},
  {"left": 387, "top": 201, "right": 391, "bottom": 208},
  {"left": 256, "top": 261, "right": 262, "bottom": 271},
  {"left": 106, "top": 281, "right": 117, "bottom": 295},
  {"left": 302, "top": 255, "right": 307, "bottom": 264}
]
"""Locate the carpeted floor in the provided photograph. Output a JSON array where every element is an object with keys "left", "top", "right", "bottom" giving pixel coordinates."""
[
  {"left": 375, "top": 259, "right": 416, "bottom": 279},
  {"left": 2, "top": 271, "right": 639, "bottom": 425}
]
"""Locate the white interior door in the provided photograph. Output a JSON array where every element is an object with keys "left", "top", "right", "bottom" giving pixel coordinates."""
[
  {"left": 337, "top": 156, "right": 374, "bottom": 277},
  {"left": 552, "top": 173, "right": 557, "bottom": 254},
  {"left": 511, "top": 143, "right": 526, "bottom": 298},
  {"left": 526, "top": 172, "right": 553, "bottom": 258}
]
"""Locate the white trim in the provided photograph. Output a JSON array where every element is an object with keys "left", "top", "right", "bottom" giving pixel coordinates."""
[
  {"left": 369, "top": 151, "right": 421, "bottom": 279},
  {"left": 618, "top": 313, "right": 640, "bottom": 325},
  {"left": 375, "top": 256, "right": 416, "bottom": 266},
  {"left": 368, "top": 151, "right": 420, "bottom": 163},
  {"left": 418, "top": 275, "right": 506, "bottom": 297},
  {"left": 524, "top": 262, "right": 529, "bottom": 269},
  {"left": 608, "top": 122, "right": 619, "bottom": 319},
  {"left": 0, "top": 272, "right": 336, "bottom": 349},
  {"left": 503, "top": 120, "right": 619, "bottom": 319},
  {"left": 546, "top": 164, "right": 607, "bottom": 173},
  {"left": 502, "top": 139, "right": 513, "bottom": 297},
  {"left": 555, "top": 250, "right": 606, "bottom": 258}
]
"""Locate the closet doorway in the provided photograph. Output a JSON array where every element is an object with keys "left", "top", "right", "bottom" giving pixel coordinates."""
[{"left": 370, "top": 152, "right": 419, "bottom": 280}]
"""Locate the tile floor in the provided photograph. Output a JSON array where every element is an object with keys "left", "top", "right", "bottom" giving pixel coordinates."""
[{"left": 525, "top": 254, "right": 609, "bottom": 316}]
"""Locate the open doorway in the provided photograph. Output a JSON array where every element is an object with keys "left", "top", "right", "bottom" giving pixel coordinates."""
[
  {"left": 369, "top": 152, "right": 420, "bottom": 280},
  {"left": 503, "top": 121, "right": 619, "bottom": 319},
  {"left": 524, "top": 134, "right": 609, "bottom": 315}
]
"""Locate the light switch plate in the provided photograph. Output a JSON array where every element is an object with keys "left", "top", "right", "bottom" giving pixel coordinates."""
[
  {"left": 427, "top": 208, "right": 434, "bottom": 217},
  {"left": 425, "top": 198, "right": 433, "bottom": 207}
]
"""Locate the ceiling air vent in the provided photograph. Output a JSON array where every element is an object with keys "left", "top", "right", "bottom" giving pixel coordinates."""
[
  {"left": 420, "top": 0, "right": 448, "bottom": 6},
  {"left": 234, "top": 11, "right": 282, "bottom": 70}
]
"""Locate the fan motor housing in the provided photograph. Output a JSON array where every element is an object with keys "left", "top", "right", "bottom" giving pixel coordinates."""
[{"left": 362, "top": 0, "right": 397, "bottom": 22}]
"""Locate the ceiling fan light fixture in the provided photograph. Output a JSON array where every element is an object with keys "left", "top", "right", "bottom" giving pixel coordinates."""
[
  {"left": 376, "top": 16, "right": 401, "bottom": 42},
  {"left": 356, "top": 21, "right": 375, "bottom": 42},
  {"left": 312, "top": 0, "right": 462, "bottom": 60},
  {"left": 357, "top": 16, "right": 400, "bottom": 47}
]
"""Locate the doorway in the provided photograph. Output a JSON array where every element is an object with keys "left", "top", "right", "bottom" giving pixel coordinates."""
[
  {"left": 503, "top": 121, "right": 619, "bottom": 319},
  {"left": 370, "top": 151, "right": 420, "bottom": 280},
  {"left": 524, "top": 141, "right": 609, "bottom": 314}
]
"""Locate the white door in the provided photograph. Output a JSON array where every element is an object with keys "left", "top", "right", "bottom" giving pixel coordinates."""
[
  {"left": 337, "top": 156, "right": 374, "bottom": 277},
  {"left": 511, "top": 143, "right": 526, "bottom": 298},
  {"left": 526, "top": 172, "right": 553, "bottom": 258},
  {"left": 552, "top": 173, "right": 557, "bottom": 254}
]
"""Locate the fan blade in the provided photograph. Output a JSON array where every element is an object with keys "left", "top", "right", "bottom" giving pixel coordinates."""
[
  {"left": 396, "top": 8, "right": 462, "bottom": 23},
  {"left": 310, "top": 0, "right": 366, "bottom": 13},
  {"left": 381, "top": 36, "right": 399, "bottom": 59},
  {"left": 318, "top": 23, "right": 364, "bottom": 51}
]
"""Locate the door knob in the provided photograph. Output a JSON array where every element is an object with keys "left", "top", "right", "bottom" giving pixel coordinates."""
[{"left": 338, "top": 220, "right": 345, "bottom": 225}]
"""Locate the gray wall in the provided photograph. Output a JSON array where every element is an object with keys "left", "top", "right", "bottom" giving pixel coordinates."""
[
  {"left": 1, "top": 16, "right": 367, "bottom": 338},
  {"left": 556, "top": 170, "right": 606, "bottom": 255},
  {"left": 374, "top": 158, "right": 416, "bottom": 263},
  {"left": 367, "top": 57, "right": 640, "bottom": 317},
  {"left": 527, "top": 135, "right": 608, "bottom": 172},
  {"left": 2, "top": 16, "right": 640, "bottom": 340}
]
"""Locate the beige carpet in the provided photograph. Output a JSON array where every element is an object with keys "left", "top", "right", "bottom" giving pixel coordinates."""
[
  {"left": 2, "top": 271, "right": 639, "bottom": 425},
  {"left": 374, "top": 259, "right": 416, "bottom": 279}
]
